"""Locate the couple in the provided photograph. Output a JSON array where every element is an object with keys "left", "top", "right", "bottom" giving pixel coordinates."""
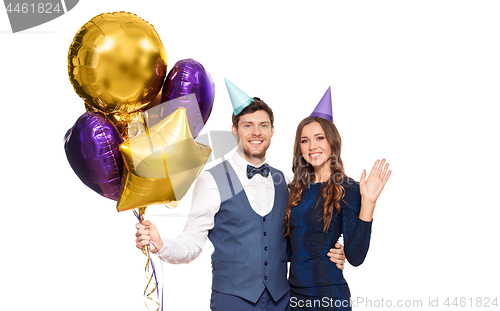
[{"left": 135, "top": 80, "right": 391, "bottom": 311}]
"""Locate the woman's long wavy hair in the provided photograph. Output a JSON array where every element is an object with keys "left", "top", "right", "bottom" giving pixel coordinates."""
[{"left": 284, "top": 117, "right": 347, "bottom": 236}]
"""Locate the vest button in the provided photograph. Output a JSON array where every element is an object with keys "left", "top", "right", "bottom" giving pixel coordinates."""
[
  {"left": 263, "top": 232, "right": 267, "bottom": 236},
  {"left": 264, "top": 276, "right": 268, "bottom": 280},
  {"left": 263, "top": 217, "right": 266, "bottom": 221},
  {"left": 265, "top": 261, "right": 268, "bottom": 266},
  {"left": 264, "top": 246, "right": 268, "bottom": 251}
]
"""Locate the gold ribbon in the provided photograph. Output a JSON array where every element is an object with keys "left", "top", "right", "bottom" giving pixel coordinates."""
[{"left": 135, "top": 207, "right": 162, "bottom": 311}]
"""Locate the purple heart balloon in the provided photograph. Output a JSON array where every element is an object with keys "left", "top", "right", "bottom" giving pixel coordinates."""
[
  {"left": 158, "top": 58, "right": 215, "bottom": 137},
  {"left": 64, "top": 111, "right": 124, "bottom": 201}
]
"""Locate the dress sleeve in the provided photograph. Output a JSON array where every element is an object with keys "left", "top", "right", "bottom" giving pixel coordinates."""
[
  {"left": 157, "top": 171, "right": 221, "bottom": 264},
  {"left": 341, "top": 182, "right": 373, "bottom": 267}
]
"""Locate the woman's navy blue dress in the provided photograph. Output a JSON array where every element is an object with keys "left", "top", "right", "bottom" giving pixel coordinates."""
[{"left": 288, "top": 179, "right": 372, "bottom": 310}]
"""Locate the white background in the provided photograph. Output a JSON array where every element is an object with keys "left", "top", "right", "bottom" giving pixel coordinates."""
[{"left": 1, "top": 1, "right": 499, "bottom": 310}]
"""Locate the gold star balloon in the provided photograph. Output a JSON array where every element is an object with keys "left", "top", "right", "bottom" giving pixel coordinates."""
[
  {"left": 117, "top": 106, "right": 212, "bottom": 212},
  {"left": 68, "top": 12, "right": 167, "bottom": 115}
]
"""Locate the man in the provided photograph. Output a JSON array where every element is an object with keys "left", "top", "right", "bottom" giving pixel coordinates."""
[{"left": 135, "top": 79, "right": 346, "bottom": 310}]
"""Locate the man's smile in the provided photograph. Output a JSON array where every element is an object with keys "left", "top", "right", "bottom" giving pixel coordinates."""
[{"left": 248, "top": 139, "right": 264, "bottom": 145}]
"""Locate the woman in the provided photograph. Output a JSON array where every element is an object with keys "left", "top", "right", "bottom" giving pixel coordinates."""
[{"left": 284, "top": 116, "right": 391, "bottom": 310}]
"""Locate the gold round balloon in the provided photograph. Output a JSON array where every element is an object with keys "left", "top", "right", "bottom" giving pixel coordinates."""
[
  {"left": 84, "top": 80, "right": 163, "bottom": 140},
  {"left": 68, "top": 12, "right": 167, "bottom": 114}
]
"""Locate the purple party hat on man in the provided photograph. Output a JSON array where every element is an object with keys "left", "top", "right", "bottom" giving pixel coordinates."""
[
  {"left": 224, "top": 78, "right": 253, "bottom": 115},
  {"left": 309, "top": 86, "right": 333, "bottom": 122}
]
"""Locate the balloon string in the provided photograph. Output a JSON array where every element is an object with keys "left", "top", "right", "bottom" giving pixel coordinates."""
[{"left": 134, "top": 208, "right": 164, "bottom": 311}]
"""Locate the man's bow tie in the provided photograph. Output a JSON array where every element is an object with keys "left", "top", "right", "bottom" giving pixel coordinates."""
[{"left": 246, "top": 163, "right": 270, "bottom": 179}]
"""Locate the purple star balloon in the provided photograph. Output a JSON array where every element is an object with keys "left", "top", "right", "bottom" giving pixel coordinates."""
[{"left": 64, "top": 111, "right": 124, "bottom": 201}]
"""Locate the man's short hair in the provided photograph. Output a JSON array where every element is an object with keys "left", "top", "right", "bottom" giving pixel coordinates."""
[{"left": 232, "top": 97, "right": 274, "bottom": 128}]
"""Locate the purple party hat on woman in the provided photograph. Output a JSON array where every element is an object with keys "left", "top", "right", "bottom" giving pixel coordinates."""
[{"left": 309, "top": 86, "right": 333, "bottom": 122}]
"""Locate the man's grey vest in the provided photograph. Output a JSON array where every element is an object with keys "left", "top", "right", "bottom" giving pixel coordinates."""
[{"left": 207, "top": 160, "right": 290, "bottom": 303}]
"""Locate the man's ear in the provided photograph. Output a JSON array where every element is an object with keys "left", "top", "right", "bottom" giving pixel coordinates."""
[
  {"left": 270, "top": 125, "right": 274, "bottom": 138},
  {"left": 231, "top": 124, "right": 238, "bottom": 139}
]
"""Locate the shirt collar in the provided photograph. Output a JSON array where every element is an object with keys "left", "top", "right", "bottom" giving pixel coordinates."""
[{"left": 232, "top": 150, "right": 267, "bottom": 172}]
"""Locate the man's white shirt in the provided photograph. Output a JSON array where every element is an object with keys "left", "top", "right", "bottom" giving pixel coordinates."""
[{"left": 158, "top": 151, "right": 289, "bottom": 264}]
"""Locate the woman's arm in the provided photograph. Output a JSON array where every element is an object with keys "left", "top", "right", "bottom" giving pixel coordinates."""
[
  {"left": 341, "top": 194, "right": 372, "bottom": 267},
  {"left": 342, "top": 159, "right": 391, "bottom": 266}
]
